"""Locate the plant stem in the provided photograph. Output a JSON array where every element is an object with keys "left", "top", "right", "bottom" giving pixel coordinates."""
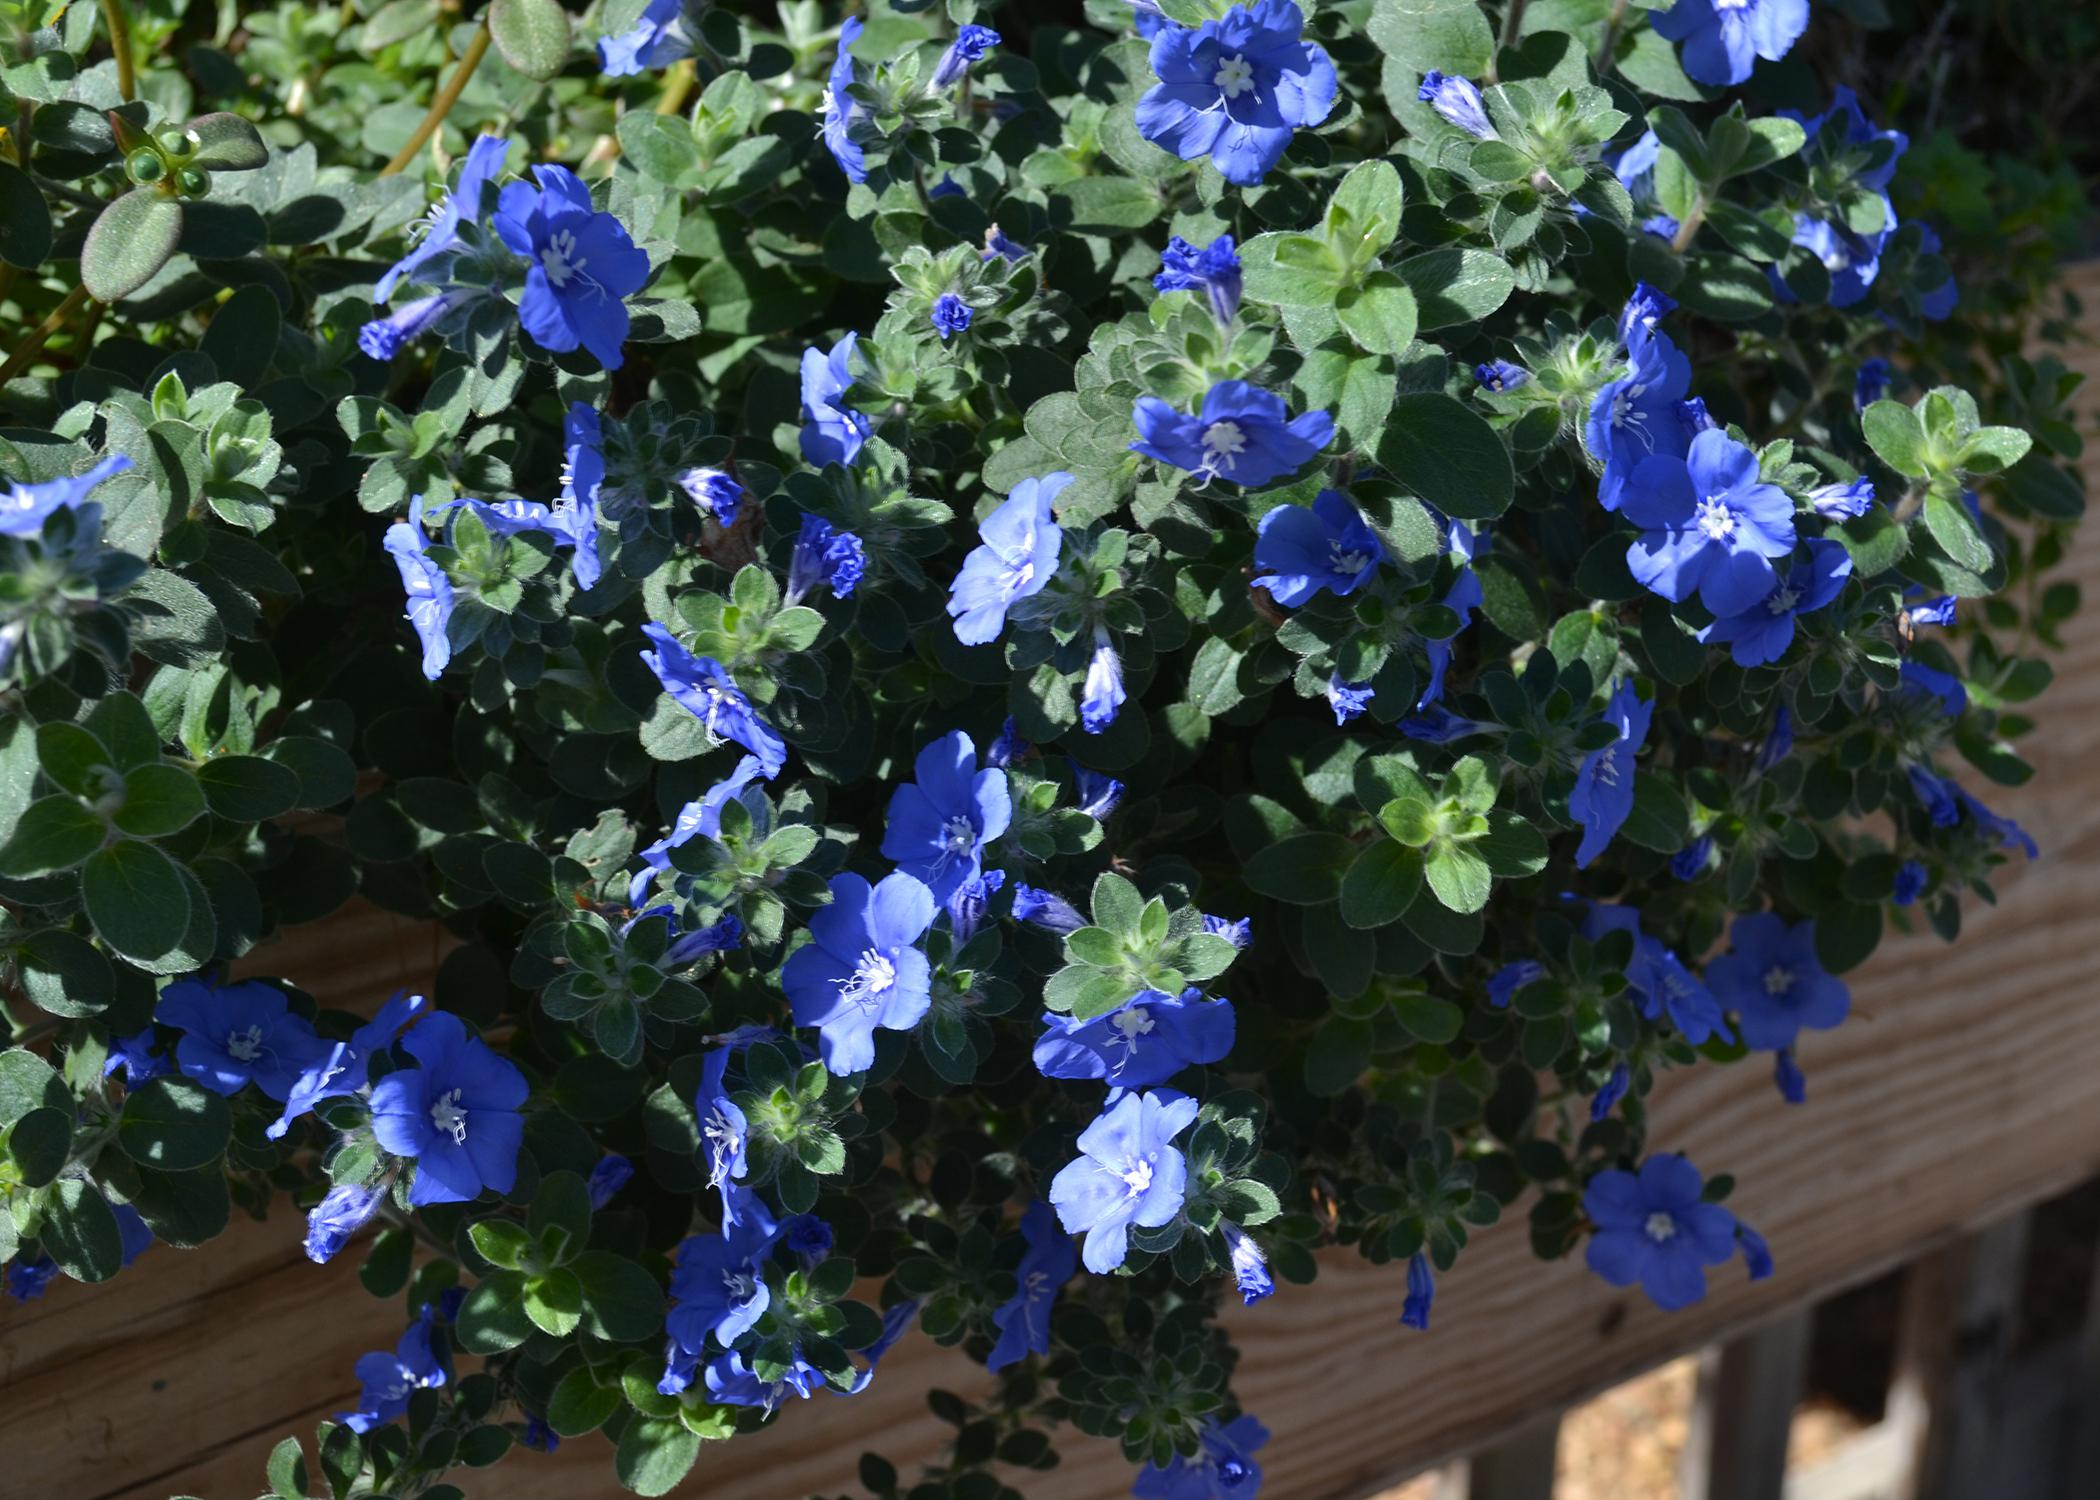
[
  {"left": 1500, "top": 0, "right": 1529, "bottom": 51},
  {"left": 381, "top": 21, "right": 492, "bottom": 177},
  {"left": 655, "top": 58, "right": 697, "bottom": 116},
  {"left": 99, "top": 0, "right": 136, "bottom": 102},
  {"left": 1594, "top": 0, "right": 1630, "bottom": 73},
  {"left": 0, "top": 285, "right": 93, "bottom": 384},
  {"left": 1669, "top": 195, "right": 1706, "bottom": 254}
]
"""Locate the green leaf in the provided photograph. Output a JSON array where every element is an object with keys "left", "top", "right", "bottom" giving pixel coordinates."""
[
  {"left": 197, "top": 754, "right": 304, "bottom": 821},
  {"left": 456, "top": 1271, "right": 535, "bottom": 1353},
  {"left": 1339, "top": 839, "right": 1423, "bottom": 929},
  {"left": 5, "top": 1106, "right": 71, "bottom": 1188},
  {"left": 1423, "top": 842, "right": 1492, "bottom": 913},
  {"left": 113, "top": 763, "right": 206, "bottom": 837},
  {"left": 0, "top": 793, "right": 106, "bottom": 877},
  {"left": 1393, "top": 992, "right": 1464, "bottom": 1044},
  {"left": 184, "top": 112, "right": 270, "bottom": 171},
  {"left": 1925, "top": 488, "right": 1994, "bottom": 573},
  {"left": 1367, "top": 0, "right": 1494, "bottom": 76},
  {"left": 1090, "top": 870, "right": 1144, "bottom": 935},
  {"left": 522, "top": 1267, "right": 585, "bottom": 1336},
  {"left": 575, "top": 1249, "right": 667, "bottom": 1340},
  {"left": 42, "top": 1179, "right": 124, "bottom": 1282},
  {"left": 1063, "top": 925, "right": 1125, "bottom": 967},
  {"left": 1474, "top": 811, "right": 1548, "bottom": 877},
  {"left": 528, "top": 1169, "right": 593, "bottom": 1262},
  {"left": 82, "top": 840, "right": 193, "bottom": 962},
  {"left": 1184, "top": 636, "right": 1244, "bottom": 715},
  {"left": 1326, "top": 159, "right": 1404, "bottom": 258},
  {"left": 84, "top": 692, "right": 162, "bottom": 770},
  {"left": 1304, "top": 1016, "right": 1371, "bottom": 1097},
  {"left": 1862, "top": 399, "right": 1928, "bottom": 478},
  {"left": 1374, "top": 393, "right": 1514, "bottom": 519},
  {"left": 488, "top": 0, "right": 573, "bottom": 80},
  {"left": 617, "top": 1418, "right": 702, "bottom": 1497},
  {"left": 13, "top": 930, "right": 115, "bottom": 1018},
  {"left": 118, "top": 1076, "right": 232, "bottom": 1170},
  {"left": 1336, "top": 271, "right": 1418, "bottom": 356},
  {"left": 0, "top": 160, "right": 52, "bottom": 270},
  {"left": 1957, "top": 426, "right": 2032, "bottom": 474},
  {"left": 548, "top": 1366, "right": 624, "bottom": 1437},
  {"left": 1620, "top": 770, "right": 1691, "bottom": 853},
  {"left": 82, "top": 187, "right": 184, "bottom": 302},
  {"left": 469, "top": 1219, "right": 535, "bottom": 1270},
  {"left": 0, "top": 1049, "right": 71, "bottom": 1126},
  {"left": 266, "top": 1436, "right": 308, "bottom": 1500},
  {"left": 1242, "top": 832, "right": 1355, "bottom": 905},
  {"left": 37, "top": 721, "right": 119, "bottom": 798},
  {"left": 1395, "top": 246, "right": 1516, "bottom": 330}
]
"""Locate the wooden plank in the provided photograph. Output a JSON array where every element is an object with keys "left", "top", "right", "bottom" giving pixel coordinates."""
[
  {"left": 1457, "top": 1415, "right": 1560, "bottom": 1500},
  {"left": 14, "top": 285, "right": 2100, "bottom": 1500},
  {"left": 1680, "top": 1308, "right": 1812, "bottom": 1500}
]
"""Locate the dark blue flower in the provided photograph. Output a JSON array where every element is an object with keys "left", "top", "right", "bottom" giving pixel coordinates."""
[
  {"left": 1129, "top": 0, "right": 1170, "bottom": 39},
  {"left": 931, "top": 292, "right": 974, "bottom": 340},
  {"left": 640, "top": 624, "right": 788, "bottom": 777},
  {"left": 1907, "top": 764, "right": 1961, "bottom": 828},
  {"left": 384, "top": 497, "right": 454, "bottom": 680},
  {"left": 946, "top": 868, "right": 1005, "bottom": 944},
  {"left": 1420, "top": 518, "right": 1483, "bottom": 707},
  {"left": 678, "top": 466, "right": 743, "bottom": 527},
  {"left": 1651, "top": 0, "right": 1810, "bottom": 87},
  {"left": 1591, "top": 1063, "right": 1631, "bottom": 1122},
  {"left": 1155, "top": 234, "right": 1243, "bottom": 324},
  {"left": 987, "top": 717, "right": 1028, "bottom": 767},
  {"left": 1855, "top": 358, "right": 1892, "bottom": 409},
  {"left": 947, "top": 471, "right": 1068, "bottom": 645},
  {"left": 374, "top": 134, "right": 510, "bottom": 303},
  {"left": 523, "top": 1416, "right": 560, "bottom": 1452},
  {"left": 1619, "top": 282, "right": 1678, "bottom": 349},
  {"left": 987, "top": 1199, "right": 1078, "bottom": 1372},
  {"left": 1584, "top": 1155, "right": 1739, "bottom": 1310},
  {"left": 1588, "top": 327, "right": 1692, "bottom": 513},
  {"left": 155, "top": 978, "right": 321, "bottom": 1100},
  {"left": 1757, "top": 704, "right": 1794, "bottom": 770},
  {"left": 782, "top": 871, "right": 937, "bottom": 1074},
  {"left": 1400, "top": 1251, "right": 1434, "bottom": 1329},
  {"left": 1701, "top": 537, "right": 1852, "bottom": 668},
  {"left": 599, "top": 0, "right": 688, "bottom": 76},
  {"left": 882, "top": 729, "right": 1012, "bottom": 905},
  {"left": 1072, "top": 763, "right": 1125, "bottom": 820},
  {"left": 932, "top": 24, "right": 999, "bottom": 88},
  {"left": 492, "top": 165, "right": 651, "bottom": 370},
  {"left": 1034, "top": 987, "right": 1235, "bottom": 1088},
  {"left": 1134, "top": 1413, "right": 1269, "bottom": 1500},
  {"left": 115, "top": 1203, "right": 153, "bottom": 1267},
  {"left": 1671, "top": 834, "right": 1713, "bottom": 881},
  {"left": 1013, "top": 884, "right": 1087, "bottom": 934},
  {"left": 305, "top": 1182, "right": 386, "bottom": 1265},
  {"left": 1737, "top": 1220, "right": 1775, "bottom": 1281},
  {"left": 6, "top": 1255, "right": 58, "bottom": 1301},
  {"left": 667, "top": 1190, "right": 781, "bottom": 1351},
  {"left": 786, "top": 512, "right": 866, "bottom": 602},
  {"left": 357, "top": 288, "right": 479, "bottom": 362},
  {"left": 1913, "top": 223, "right": 1958, "bottom": 320},
  {"left": 1774, "top": 1046, "right": 1807, "bottom": 1103},
  {"left": 1677, "top": 395, "right": 1716, "bottom": 436},
  {"left": 1624, "top": 428, "right": 1798, "bottom": 615},
  {"left": 1134, "top": 381, "right": 1333, "bottom": 487},
  {"left": 1081, "top": 630, "right": 1127, "bottom": 734},
  {"left": 102, "top": 1027, "right": 166, "bottom": 1086},
  {"left": 800, "top": 331, "right": 871, "bottom": 468},
  {"left": 1791, "top": 85, "right": 1908, "bottom": 193},
  {"left": 1571, "top": 679, "right": 1653, "bottom": 869},
  {"left": 782, "top": 1213, "right": 834, "bottom": 1262},
  {"left": 1706, "top": 913, "right": 1850, "bottom": 1053},
  {"left": 1808, "top": 478, "right": 1875, "bottom": 518},
  {"left": 1204, "top": 913, "right": 1253, "bottom": 949},
  {"left": 341, "top": 1305, "right": 446, "bottom": 1432},
  {"left": 1251, "top": 489, "right": 1384, "bottom": 607},
  {"left": 630, "top": 754, "right": 766, "bottom": 906},
  {"left": 588, "top": 1153, "right": 634, "bottom": 1209},
  {"left": 701, "top": 1347, "right": 824, "bottom": 1410},
  {"left": 821, "top": 19, "right": 868, "bottom": 183},
  {"left": 1417, "top": 70, "right": 1495, "bottom": 139},
  {"left": 1487, "top": 959, "right": 1544, "bottom": 1009},
  {"left": 1475, "top": 359, "right": 1528, "bottom": 393},
  {"left": 1580, "top": 902, "right": 1731, "bottom": 1046},
  {"left": 1214, "top": 1220, "right": 1273, "bottom": 1308},
  {"left": 1956, "top": 785, "right": 2038, "bottom": 859},
  {"left": 695, "top": 1029, "right": 775, "bottom": 1227},
  {"left": 438, "top": 410, "right": 604, "bottom": 590},
  {"left": 1786, "top": 210, "right": 1890, "bottom": 308},
  {"left": 268, "top": 990, "right": 427, "bottom": 1140},
  {"left": 368, "top": 1011, "right": 529, "bottom": 1207},
  {"left": 1327, "top": 675, "right": 1375, "bottom": 725},
  {"left": 1135, "top": 0, "right": 1337, "bottom": 186},
  {"left": 1400, "top": 705, "right": 1491, "bottom": 743},
  {"left": 983, "top": 223, "right": 1028, "bottom": 262},
  {"left": 1904, "top": 594, "right": 1956, "bottom": 630},
  {"left": 1900, "top": 659, "right": 1967, "bottom": 718},
  {"left": 1892, "top": 858, "right": 1928, "bottom": 906},
  {"left": 1049, "top": 1089, "right": 1199, "bottom": 1273},
  {"left": 663, "top": 911, "right": 744, "bottom": 967}
]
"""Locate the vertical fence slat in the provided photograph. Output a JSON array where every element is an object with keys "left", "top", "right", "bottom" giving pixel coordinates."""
[
  {"left": 1453, "top": 1413, "right": 1560, "bottom": 1500},
  {"left": 1679, "top": 1307, "right": 1812, "bottom": 1500}
]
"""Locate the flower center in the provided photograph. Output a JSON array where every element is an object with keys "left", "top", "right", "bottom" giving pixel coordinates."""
[
  {"left": 1328, "top": 540, "right": 1371, "bottom": 576},
  {"left": 1121, "top": 1156, "right": 1155, "bottom": 1197},
  {"left": 1820, "top": 240, "right": 1852, "bottom": 272},
  {"left": 838, "top": 948, "right": 898, "bottom": 1007},
  {"left": 1694, "top": 495, "right": 1738, "bottom": 541},
  {"left": 1762, "top": 964, "right": 1796, "bottom": 997},
  {"left": 1714, "top": 0, "right": 1750, "bottom": 10},
  {"left": 430, "top": 1088, "right": 468, "bottom": 1144},
  {"left": 703, "top": 1107, "right": 740, "bottom": 1181},
  {"left": 1593, "top": 747, "right": 1620, "bottom": 787},
  {"left": 225, "top": 1024, "right": 265, "bottom": 1062},
  {"left": 1218, "top": 1458, "right": 1254, "bottom": 1486},
  {"left": 540, "top": 228, "right": 586, "bottom": 289},
  {"left": 940, "top": 812, "right": 977, "bottom": 857},
  {"left": 724, "top": 1269, "right": 758, "bottom": 1303},
  {"left": 1213, "top": 54, "right": 1255, "bottom": 99},
  {"left": 1202, "top": 420, "right": 1247, "bottom": 466},
  {"left": 1765, "top": 586, "right": 1801, "bottom": 615},
  {"left": 1644, "top": 1211, "right": 1677, "bottom": 1243}
]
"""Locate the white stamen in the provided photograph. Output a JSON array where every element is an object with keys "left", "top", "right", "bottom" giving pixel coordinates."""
[
  {"left": 430, "top": 1088, "right": 468, "bottom": 1144},
  {"left": 1765, "top": 586, "right": 1800, "bottom": 615},
  {"left": 940, "top": 813, "right": 977, "bottom": 857},
  {"left": 1644, "top": 1211, "right": 1677, "bottom": 1242},
  {"left": 836, "top": 948, "right": 898, "bottom": 1007},
  {"left": 1762, "top": 965, "right": 1795, "bottom": 996},
  {"left": 1202, "top": 420, "right": 1247, "bottom": 467},
  {"left": 1213, "top": 54, "right": 1256, "bottom": 99},
  {"left": 1121, "top": 1156, "right": 1155, "bottom": 1196},
  {"left": 1593, "top": 748, "right": 1620, "bottom": 787},
  {"left": 1329, "top": 540, "right": 1372, "bottom": 576},
  {"left": 1694, "top": 496, "right": 1738, "bottom": 541},
  {"left": 225, "top": 1025, "right": 265, "bottom": 1062},
  {"left": 540, "top": 229, "right": 587, "bottom": 289}
]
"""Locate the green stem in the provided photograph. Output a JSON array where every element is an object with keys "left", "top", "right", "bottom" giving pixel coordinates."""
[
  {"left": 381, "top": 21, "right": 492, "bottom": 177},
  {"left": 1669, "top": 195, "right": 1706, "bottom": 254},
  {"left": 0, "top": 285, "right": 93, "bottom": 384},
  {"left": 1594, "top": 0, "right": 1630, "bottom": 74},
  {"left": 1500, "top": 0, "right": 1529, "bottom": 51},
  {"left": 99, "top": 0, "right": 136, "bottom": 102}
]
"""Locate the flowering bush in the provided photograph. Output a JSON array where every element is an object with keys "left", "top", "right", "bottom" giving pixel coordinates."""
[{"left": 0, "top": 0, "right": 2086, "bottom": 1496}]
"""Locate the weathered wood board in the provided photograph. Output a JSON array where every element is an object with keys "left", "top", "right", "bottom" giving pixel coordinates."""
[{"left": 7, "top": 288, "right": 2097, "bottom": 1500}]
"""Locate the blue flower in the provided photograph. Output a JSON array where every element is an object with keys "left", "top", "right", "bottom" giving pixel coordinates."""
[
  {"left": 1899, "top": 659, "right": 1966, "bottom": 718},
  {"left": 1013, "top": 884, "right": 1087, "bottom": 934},
  {"left": 695, "top": 1029, "right": 776, "bottom": 1227},
  {"left": 1400, "top": 1251, "right": 1434, "bottom": 1329},
  {"left": 1133, "top": 380, "right": 1334, "bottom": 487},
  {"left": 374, "top": 134, "right": 510, "bottom": 303},
  {"left": 1907, "top": 764, "right": 1960, "bottom": 828},
  {"left": 1892, "top": 858, "right": 1928, "bottom": 906},
  {"left": 1584, "top": 1155, "right": 1739, "bottom": 1310},
  {"left": 1624, "top": 428, "right": 1798, "bottom": 615},
  {"left": 155, "top": 978, "right": 320, "bottom": 1100},
  {"left": 1570, "top": 678, "right": 1653, "bottom": 869},
  {"left": 1223, "top": 1221, "right": 1275, "bottom": 1306},
  {"left": 439, "top": 410, "right": 605, "bottom": 590},
  {"left": 1134, "top": 1413, "right": 1269, "bottom": 1500},
  {"left": 947, "top": 868, "right": 1006, "bottom": 944},
  {"left": 1904, "top": 594, "right": 1956, "bottom": 630},
  {"left": 987, "top": 1199, "right": 1078, "bottom": 1372},
  {"left": 821, "top": 18, "right": 868, "bottom": 183},
  {"left": 1049, "top": 1089, "right": 1199, "bottom": 1274},
  {"left": 701, "top": 1347, "right": 824, "bottom": 1409},
  {"left": 1791, "top": 85, "right": 1907, "bottom": 193},
  {"left": 599, "top": 0, "right": 688, "bottom": 76},
  {"left": 1807, "top": 478, "right": 1875, "bottom": 518},
  {"left": 6, "top": 1255, "right": 58, "bottom": 1301},
  {"left": 1671, "top": 834, "right": 1713, "bottom": 881},
  {"left": 1913, "top": 223, "right": 1958, "bottom": 320},
  {"left": 522, "top": 1416, "right": 560, "bottom": 1452},
  {"left": 1786, "top": 210, "right": 1890, "bottom": 308},
  {"left": 800, "top": 331, "right": 872, "bottom": 468},
  {"left": 1587, "top": 327, "right": 1692, "bottom": 513},
  {"left": 1603, "top": 130, "right": 1678, "bottom": 240},
  {"left": 1737, "top": 1220, "right": 1775, "bottom": 1281},
  {"left": 1591, "top": 1063, "right": 1632, "bottom": 1122},
  {"left": 305, "top": 1182, "right": 386, "bottom": 1265},
  {"left": 341, "top": 1305, "right": 446, "bottom": 1432},
  {"left": 588, "top": 1153, "right": 634, "bottom": 1209},
  {"left": 1580, "top": 902, "right": 1731, "bottom": 1045},
  {"left": 1135, "top": 0, "right": 1337, "bottom": 185},
  {"left": 932, "top": 24, "right": 999, "bottom": 88},
  {"left": 1619, "top": 282, "right": 1678, "bottom": 349},
  {"left": 1475, "top": 359, "right": 1528, "bottom": 392},
  {"left": 357, "top": 288, "right": 479, "bottom": 361},
  {"left": 102, "top": 1027, "right": 166, "bottom": 1086},
  {"left": 1400, "top": 705, "right": 1491, "bottom": 743},
  {"left": 1421, "top": 517, "right": 1483, "bottom": 707},
  {"left": 1774, "top": 1047, "right": 1807, "bottom": 1104},
  {"left": 1129, "top": 0, "right": 1170, "bottom": 39},
  {"left": 1251, "top": 489, "right": 1384, "bottom": 607},
  {"left": 782, "top": 1213, "right": 834, "bottom": 1262},
  {"left": 782, "top": 871, "right": 937, "bottom": 1075},
  {"left": 786, "top": 512, "right": 866, "bottom": 602},
  {"left": 1706, "top": 913, "right": 1850, "bottom": 1054},
  {"left": 1487, "top": 959, "right": 1544, "bottom": 1009},
  {"left": 115, "top": 1203, "right": 153, "bottom": 1267},
  {"left": 662, "top": 911, "right": 744, "bottom": 967},
  {"left": 983, "top": 223, "right": 1029, "bottom": 262},
  {"left": 1855, "top": 358, "right": 1892, "bottom": 409},
  {"left": 1327, "top": 675, "right": 1375, "bottom": 725},
  {"left": 630, "top": 754, "right": 766, "bottom": 906},
  {"left": 1082, "top": 631, "right": 1127, "bottom": 734},
  {"left": 946, "top": 472, "right": 1068, "bottom": 644},
  {"left": 268, "top": 990, "right": 427, "bottom": 1139},
  {"left": 1955, "top": 784, "right": 2038, "bottom": 859},
  {"left": 640, "top": 624, "right": 788, "bottom": 777},
  {"left": 368, "top": 1011, "right": 529, "bottom": 1207},
  {"left": 1204, "top": 913, "right": 1253, "bottom": 949},
  {"left": 492, "top": 165, "right": 651, "bottom": 370},
  {"left": 384, "top": 497, "right": 455, "bottom": 680},
  {"left": 1757, "top": 704, "right": 1793, "bottom": 770},
  {"left": 881, "top": 729, "right": 1012, "bottom": 906},
  {"left": 1417, "top": 71, "right": 1495, "bottom": 139},
  {"left": 1701, "top": 537, "right": 1852, "bottom": 668},
  {"left": 666, "top": 1190, "right": 781, "bottom": 1351},
  {"left": 1072, "top": 762, "right": 1125, "bottom": 820},
  {"left": 931, "top": 292, "right": 974, "bottom": 340},
  {"left": 678, "top": 466, "right": 744, "bottom": 527},
  {"left": 1034, "top": 987, "right": 1235, "bottom": 1088},
  {"left": 1651, "top": 0, "right": 1809, "bottom": 87},
  {"left": 1154, "top": 234, "right": 1243, "bottom": 324},
  {"left": 987, "top": 717, "right": 1028, "bottom": 767}
]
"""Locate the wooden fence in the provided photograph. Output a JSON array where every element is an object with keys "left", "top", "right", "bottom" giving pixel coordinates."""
[{"left": 6, "top": 289, "right": 2096, "bottom": 1500}]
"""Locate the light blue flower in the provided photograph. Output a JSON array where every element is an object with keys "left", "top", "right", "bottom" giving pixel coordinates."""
[
  {"left": 1706, "top": 913, "right": 1849, "bottom": 1053},
  {"left": 1033, "top": 987, "right": 1235, "bottom": 1089},
  {"left": 821, "top": 18, "right": 868, "bottom": 183},
  {"left": 1, "top": 454, "right": 131, "bottom": 537},
  {"left": 1072, "top": 763, "right": 1124, "bottom": 819},
  {"left": 1136, "top": 0, "right": 1337, "bottom": 185},
  {"left": 1204, "top": 913, "right": 1253, "bottom": 949},
  {"left": 1154, "top": 234, "right": 1242, "bottom": 324},
  {"left": 1081, "top": 630, "right": 1127, "bottom": 734},
  {"left": 358, "top": 288, "right": 480, "bottom": 362},
  {"left": 986, "top": 1200, "right": 1077, "bottom": 1371},
  {"left": 492, "top": 165, "right": 651, "bottom": 370},
  {"left": 881, "top": 728, "right": 1012, "bottom": 905},
  {"left": 154, "top": 977, "right": 321, "bottom": 1101},
  {"left": 1222, "top": 1221, "right": 1274, "bottom": 1306},
  {"left": 630, "top": 754, "right": 766, "bottom": 906},
  {"left": 1133, "top": 380, "right": 1334, "bottom": 488},
  {"left": 1134, "top": 1413, "right": 1269, "bottom": 1499},
  {"left": 1570, "top": 679, "right": 1653, "bottom": 869},
  {"left": 1588, "top": 326, "right": 1692, "bottom": 513},
  {"left": 599, "top": 0, "right": 689, "bottom": 76},
  {"left": 1651, "top": 0, "right": 1810, "bottom": 87},
  {"left": 375, "top": 133, "right": 510, "bottom": 304},
  {"left": 268, "top": 990, "right": 427, "bottom": 1139},
  {"left": 782, "top": 871, "right": 937, "bottom": 1074},
  {"left": 304, "top": 1182, "right": 386, "bottom": 1265},
  {"left": 640, "top": 623, "right": 789, "bottom": 776},
  {"left": 340, "top": 1304, "right": 446, "bottom": 1432},
  {"left": 1700, "top": 537, "right": 1852, "bottom": 668},
  {"left": 799, "top": 331, "right": 872, "bottom": 468},
  {"left": 1808, "top": 478, "right": 1875, "bottom": 518},
  {"left": 1251, "top": 489, "right": 1383, "bottom": 607},
  {"left": 367, "top": 1011, "right": 529, "bottom": 1207},
  {"left": 1417, "top": 71, "right": 1495, "bottom": 139},
  {"left": 1013, "top": 884, "right": 1087, "bottom": 934},
  {"left": 1584, "top": 1155, "right": 1738, "bottom": 1310},
  {"left": 947, "top": 472, "right": 1067, "bottom": 644},
  {"left": 1327, "top": 675, "right": 1375, "bottom": 725},
  {"left": 666, "top": 1189, "right": 781, "bottom": 1351},
  {"left": 932, "top": 24, "right": 999, "bottom": 88},
  {"left": 1048, "top": 1089, "right": 1199, "bottom": 1273},
  {"left": 931, "top": 292, "right": 973, "bottom": 340},
  {"left": 1579, "top": 902, "right": 1731, "bottom": 1045},
  {"left": 1624, "top": 429, "right": 1798, "bottom": 616},
  {"left": 678, "top": 466, "right": 743, "bottom": 526}
]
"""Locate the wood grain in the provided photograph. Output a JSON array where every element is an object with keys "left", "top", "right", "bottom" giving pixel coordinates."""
[{"left": 9, "top": 288, "right": 2097, "bottom": 1500}]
